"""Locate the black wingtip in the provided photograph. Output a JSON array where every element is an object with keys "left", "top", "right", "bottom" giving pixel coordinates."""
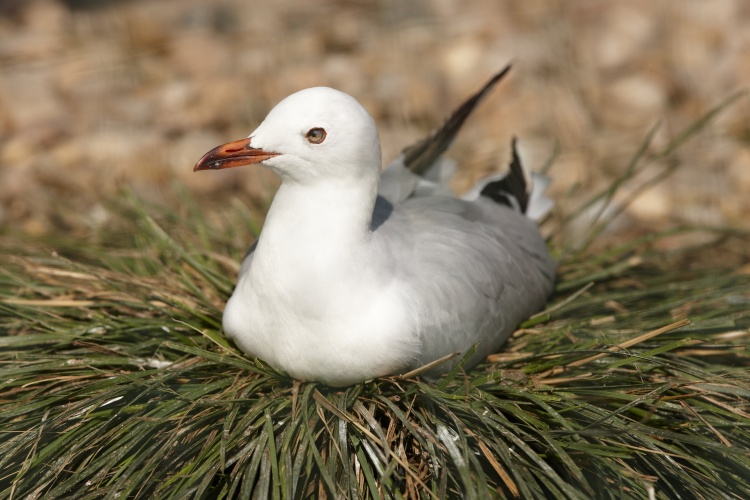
[
  {"left": 402, "top": 64, "right": 513, "bottom": 176},
  {"left": 485, "top": 64, "right": 512, "bottom": 91},
  {"left": 480, "top": 137, "right": 530, "bottom": 213}
]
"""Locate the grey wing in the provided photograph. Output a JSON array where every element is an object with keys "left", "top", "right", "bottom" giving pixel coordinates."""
[
  {"left": 378, "top": 157, "right": 456, "bottom": 205},
  {"left": 373, "top": 197, "right": 555, "bottom": 373},
  {"left": 377, "top": 160, "right": 420, "bottom": 205}
]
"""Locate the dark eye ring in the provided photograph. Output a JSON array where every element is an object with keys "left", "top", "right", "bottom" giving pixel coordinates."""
[{"left": 305, "top": 127, "right": 326, "bottom": 144}]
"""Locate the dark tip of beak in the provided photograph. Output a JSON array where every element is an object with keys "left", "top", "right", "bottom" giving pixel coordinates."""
[{"left": 193, "top": 137, "right": 280, "bottom": 172}]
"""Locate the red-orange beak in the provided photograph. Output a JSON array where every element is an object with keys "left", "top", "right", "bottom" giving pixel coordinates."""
[{"left": 193, "top": 138, "right": 280, "bottom": 172}]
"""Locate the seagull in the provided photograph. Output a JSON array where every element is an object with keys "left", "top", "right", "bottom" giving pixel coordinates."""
[{"left": 194, "top": 65, "right": 556, "bottom": 386}]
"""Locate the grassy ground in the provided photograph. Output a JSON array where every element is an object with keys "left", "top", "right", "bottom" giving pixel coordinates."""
[{"left": 1, "top": 110, "right": 750, "bottom": 498}]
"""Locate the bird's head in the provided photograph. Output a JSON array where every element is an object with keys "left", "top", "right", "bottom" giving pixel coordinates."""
[{"left": 194, "top": 87, "right": 382, "bottom": 184}]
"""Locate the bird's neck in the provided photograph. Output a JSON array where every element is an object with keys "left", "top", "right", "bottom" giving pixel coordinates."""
[{"left": 252, "top": 177, "right": 379, "bottom": 275}]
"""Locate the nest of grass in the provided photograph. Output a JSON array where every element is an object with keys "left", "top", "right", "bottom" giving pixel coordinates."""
[{"left": 1, "top": 101, "right": 749, "bottom": 499}]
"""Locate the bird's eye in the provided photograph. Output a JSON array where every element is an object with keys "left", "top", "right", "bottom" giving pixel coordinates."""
[{"left": 305, "top": 127, "right": 327, "bottom": 144}]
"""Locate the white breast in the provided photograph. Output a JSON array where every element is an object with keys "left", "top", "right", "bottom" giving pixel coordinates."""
[{"left": 222, "top": 252, "right": 421, "bottom": 387}]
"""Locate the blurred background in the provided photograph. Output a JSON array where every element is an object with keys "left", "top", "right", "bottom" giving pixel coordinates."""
[{"left": 1, "top": 0, "right": 748, "bottom": 247}]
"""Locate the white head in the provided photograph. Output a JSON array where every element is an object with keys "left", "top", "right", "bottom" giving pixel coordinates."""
[{"left": 194, "top": 87, "right": 382, "bottom": 185}]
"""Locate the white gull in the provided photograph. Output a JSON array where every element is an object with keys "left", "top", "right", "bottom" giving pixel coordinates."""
[{"left": 194, "top": 66, "right": 556, "bottom": 386}]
